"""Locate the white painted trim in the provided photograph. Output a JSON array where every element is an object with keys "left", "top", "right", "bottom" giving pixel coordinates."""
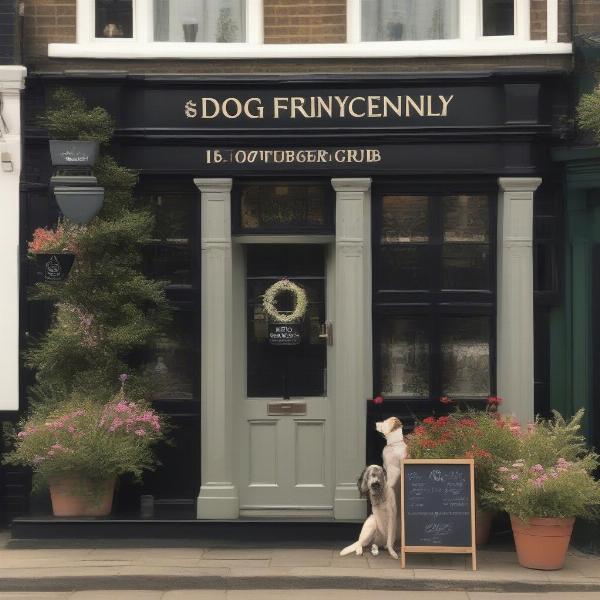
[
  {"left": 233, "top": 235, "right": 334, "bottom": 245},
  {"left": 48, "top": 39, "right": 572, "bottom": 59},
  {"left": 247, "top": 0, "right": 263, "bottom": 44},
  {"left": 346, "top": 0, "right": 360, "bottom": 43},
  {"left": 0, "top": 66, "right": 26, "bottom": 413},
  {"left": 547, "top": 0, "right": 559, "bottom": 44},
  {"left": 516, "top": 0, "right": 531, "bottom": 41},
  {"left": 461, "top": 0, "right": 478, "bottom": 41}
]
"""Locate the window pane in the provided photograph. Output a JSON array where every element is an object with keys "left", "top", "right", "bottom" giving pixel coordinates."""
[
  {"left": 381, "top": 318, "right": 430, "bottom": 398},
  {"left": 442, "top": 244, "right": 490, "bottom": 290},
  {"left": 96, "top": 0, "right": 133, "bottom": 38},
  {"left": 482, "top": 0, "right": 514, "bottom": 36},
  {"left": 154, "top": 0, "right": 245, "bottom": 42},
  {"left": 146, "top": 309, "right": 195, "bottom": 400},
  {"left": 441, "top": 317, "right": 490, "bottom": 397},
  {"left": 246, "top": 246, "right": 326, "bottom": 398},
  {"left": 362, "top": 0, "right": 459, "bottom": 41},
  {"left": 382, "top": 195, "right": 429, "bottom": 243},
  {"left": 239, "top": 183, "right": 331, "bottom": 233},
  {"left": 138, "top": 192, "right": 194, "bottom": 284},
  {"left": 381, "top": 246, "right": 430, "bottom": 290},
  {"left": 443, "top": 195, "right": 489, "bottom": 242}
]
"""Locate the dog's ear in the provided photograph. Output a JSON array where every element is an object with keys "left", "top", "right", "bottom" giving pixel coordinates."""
[
  {"left": 357, "top": 467, "right": 369, "bottom": 497},
  {"left": 389, "top": 417, "right": 403, "bottom": 431}
]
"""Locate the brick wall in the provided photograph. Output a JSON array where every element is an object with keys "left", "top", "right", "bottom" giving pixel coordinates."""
[
  {"left": 573, "top": 0, "right": 600, "bottom": 36},
  {"left": 23, "top": 0, "right": 75, "bottom": 60},
  {"left": 263, "top": 0, "right": 345, "bottom": 44},
  {"left": 531, "top": 0, "right": 547, "bottom": 41},
  {"left": 0, "top": 0, "right": 17, "bottom": 64}
]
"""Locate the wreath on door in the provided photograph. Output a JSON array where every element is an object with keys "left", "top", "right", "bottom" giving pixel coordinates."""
[{"left": 262, "top": 278, "right": 308, "bottom": 324}]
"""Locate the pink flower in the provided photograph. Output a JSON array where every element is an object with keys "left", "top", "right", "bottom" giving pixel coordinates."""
[
  {"left": 530, "top": 464, "right": 545, "bottom": 473},
  {"left": 498, "top": 466, "right": 509, "bottom": 472},
  {"left": 135, "top": 429, "right": 146, "bottom": 437},
  {"left": 373, "top": 396, "right": 384, "bottom": 405},
  {"left": 510, "top": 474, "right": 519, "bottom": 480}
]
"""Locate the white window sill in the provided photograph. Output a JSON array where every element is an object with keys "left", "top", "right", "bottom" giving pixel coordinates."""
[{"left": 48, "top": 40, "right": 572, "bottom": 60}]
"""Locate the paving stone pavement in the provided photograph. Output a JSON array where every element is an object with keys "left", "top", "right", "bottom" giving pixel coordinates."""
[{"left": 2, "top": 531, "right": 600, "bottom": 595}]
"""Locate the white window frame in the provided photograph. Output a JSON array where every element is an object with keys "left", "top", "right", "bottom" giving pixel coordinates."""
[{"left": 52, "top": 0, "right": 568, "bottom": 59}]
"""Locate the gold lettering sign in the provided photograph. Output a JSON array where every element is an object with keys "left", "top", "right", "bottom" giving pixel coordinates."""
[{"left": 184, "top": 94, "right": 454, "bottom": 121}]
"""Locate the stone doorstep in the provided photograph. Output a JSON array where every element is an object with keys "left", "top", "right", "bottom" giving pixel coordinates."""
[{"left": 1, "top": 574, "right": 600, "bottom": 594}]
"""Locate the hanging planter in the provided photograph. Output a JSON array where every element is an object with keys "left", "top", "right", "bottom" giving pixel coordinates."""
[
  {"left": 54, "top": 186, "right": 105, "bottom": 225},
  {"left": 49, "top": 140, "right": 100, "bottom": 167},
  {"left": 31, "top": 253, "right": 75, "bottom": 283}
]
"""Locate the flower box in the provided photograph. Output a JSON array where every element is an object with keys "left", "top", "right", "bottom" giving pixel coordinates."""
[{"left": 31, "top": 253, "right": 75, "bottom": 283}]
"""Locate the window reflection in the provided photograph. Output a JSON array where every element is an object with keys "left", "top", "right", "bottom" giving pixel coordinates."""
[
  {"left": 381, "top": 318, "right": 430, "bottom": 398},
  {"left": 482, "top": 0, "right": 515, "bottom": 36},
  {"left": 96, "top": 0, "right": 133, "bottom": 38},
  {"left": 154, "top": 0, "right": 245, "bottom": 42},
  {"left": 382, "top": 196, "right": 429, "bottom": 243},
  {"left": 441, "top": 317, "right": 490, "bottom": 397}
]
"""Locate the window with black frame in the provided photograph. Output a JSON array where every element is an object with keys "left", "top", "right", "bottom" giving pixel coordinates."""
[
  {"left": 135, "top": 181, "right": 199, "bottom": 401},
  {"left": 374, "top": 190, "right": 495, "bottom": 404}
]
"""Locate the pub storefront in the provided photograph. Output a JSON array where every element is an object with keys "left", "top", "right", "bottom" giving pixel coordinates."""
[{"left": 14, "top": 69, "right": 566, "bottom": 523}]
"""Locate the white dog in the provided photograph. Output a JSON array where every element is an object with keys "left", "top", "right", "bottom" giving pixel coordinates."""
[
  {"left": 376, "top": 416, "right": 408, "bottom": 496},
  {"left": 340, "top": 464, "right": 398, "bottom": 559}
]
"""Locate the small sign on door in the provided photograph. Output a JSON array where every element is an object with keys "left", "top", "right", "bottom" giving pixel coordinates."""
[{"left": 268, "top": 323, "right": 301, "bottom": 346}]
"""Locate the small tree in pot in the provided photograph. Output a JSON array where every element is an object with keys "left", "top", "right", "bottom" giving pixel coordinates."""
[{"left": 43, "top": 88, "right": 113, "bottom": 167}]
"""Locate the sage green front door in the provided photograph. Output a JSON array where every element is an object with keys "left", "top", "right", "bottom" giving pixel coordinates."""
[{"left": 238, "top": 244, "right": 334, "bottom": 517}]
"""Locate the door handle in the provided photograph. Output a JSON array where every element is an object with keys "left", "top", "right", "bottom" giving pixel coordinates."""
[{"left": 318, "top": 320, "right": 333, "bottom": 345}]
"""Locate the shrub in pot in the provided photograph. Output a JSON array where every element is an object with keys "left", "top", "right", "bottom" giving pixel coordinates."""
[
  {"left": 4, "top": 377, "right": 165, "bottom": 517},
  {"left": 28, "top": 221, "right": 82, "bottom": 283},
  {"left": 42, "top": 88, "right": 114, "bottom": 167},
  {"left": 483, "top": 410, "right": 600, "bottom": 570},
  {"left": 406, "top": 400, "right": 521, "bottom": 545}
]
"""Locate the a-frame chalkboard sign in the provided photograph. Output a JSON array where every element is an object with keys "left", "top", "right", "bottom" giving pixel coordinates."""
[{"left": 400, "top": 458, "right": 476, "bottom": 570}]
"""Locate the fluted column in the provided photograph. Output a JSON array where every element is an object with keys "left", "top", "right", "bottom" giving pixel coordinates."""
[
  {"left": 331, "top": 177, "right": 372, "bottom": 520},
  {"left": 194, "top": 178, "right": 239, "bottom": 519},
  {"left": 497, "top": 177, "right": 542, "bottom": 427}
]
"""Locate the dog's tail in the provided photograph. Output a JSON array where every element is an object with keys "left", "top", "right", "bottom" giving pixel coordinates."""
[{"left": 340, "top": 541, "right": 361, "bottom": 556}]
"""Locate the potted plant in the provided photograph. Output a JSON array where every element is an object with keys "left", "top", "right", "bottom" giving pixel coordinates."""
[
  {"left": 484, "top": 410, "right": 600, "bottom": 570},
  {"left": 28, "top": 221, "right": 82, "bottom": 283},
  {"left": 4, "top": 376, "right": 165, "bottom": 517},
  {"left": 43, "top": 88, "right": 113, "bottom": 167},
  {"left": 406, "top": 400, "right": 521, "bottom": 545}
]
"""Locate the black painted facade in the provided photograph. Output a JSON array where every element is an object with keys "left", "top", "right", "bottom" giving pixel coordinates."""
[
  {"left": 0, "top": 0, "right": 18, "bottom": 65},
  {"left": 1, "top": 68, "right": 568, "bottom": 526}
]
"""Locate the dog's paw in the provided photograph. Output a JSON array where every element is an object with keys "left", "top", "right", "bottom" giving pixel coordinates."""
[
  {"left": 387, "top": 548, "right": 399, "bottom": 560},
  {"left": 370, "top": 544, "right": 379, "bottom": 556},
  {"left": 355, "top": 546, "right": 363, "bottom": 556}
]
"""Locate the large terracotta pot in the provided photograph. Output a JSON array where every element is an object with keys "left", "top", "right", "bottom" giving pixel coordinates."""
[
  {"left": 476, "top": 508, "right": 494, "bottom": 546},
  {"left": 49, "top": 476, "right": 116, "bottom": 517},
  {"left": 510, "top": 515, "right": 575, "bottom": 570}
]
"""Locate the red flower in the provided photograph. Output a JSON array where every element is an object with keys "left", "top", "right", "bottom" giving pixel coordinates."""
[
  {"left": 439, "top": 396, "right": 455, "bottom": 405},
  {"left": 423, "top": 416, "right": 435, "bottom": 425},
  {"left": 413, "top": 426, "right": 425, "bottom": 435},
  {"left": 437, "top": 416, "right": 450, "bottom": 426},
  {"left": 373, "top": 395, "right": 384, "bottom": 405},
  {"left": 487, "top": 396, "right": 503, "bottom": 406}
]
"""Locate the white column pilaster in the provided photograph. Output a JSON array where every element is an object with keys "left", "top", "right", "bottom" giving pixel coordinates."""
[
  {"left": 497, "top": 177, "right": 541, "bottom": 427},
  {"left": 331, "top": 177, "right": 372, "bottom": 520},
  {"left": 194, "top": 178, "right": 239, "bottom": 519},
  {"left": 0, "top": 66, "right": 26, "bottom": 412}
]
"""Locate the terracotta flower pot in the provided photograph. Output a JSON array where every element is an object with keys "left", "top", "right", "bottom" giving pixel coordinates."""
[
  {"left": 48, "top": 476, "right": 116, "bottom": 517},
  {"left": 476, "top": 508, "right": 494, "bottom": 546},
  {"left": 510, "top": 515, "right": 575, "bottom": 570}
]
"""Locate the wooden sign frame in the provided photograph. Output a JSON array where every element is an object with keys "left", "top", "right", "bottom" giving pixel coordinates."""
[{"left": 400, "top": 458, "right": 476, "bottom": 571}]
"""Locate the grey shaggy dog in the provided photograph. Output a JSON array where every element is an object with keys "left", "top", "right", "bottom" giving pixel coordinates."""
[{"left": 340, "top": 464, "right": 399, "bottom": 559}]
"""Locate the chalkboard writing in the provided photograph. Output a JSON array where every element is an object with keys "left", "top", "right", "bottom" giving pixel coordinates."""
[{"left": 401, "top": 459, "right": 476, "bottom": 570}]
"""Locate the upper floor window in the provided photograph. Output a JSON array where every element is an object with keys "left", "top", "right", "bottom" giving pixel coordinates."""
[
  {"left": 96, "top": 0, "right": 133, "bottom": 38},
  {"left": 153, "top": 0, "right": 246, "bottom": 42},
  {"left": 361, "top": 0, "right": 460, "bottom": 42},
  {"left": 482, "top": 0, "right": 514, "bottom": 36}
]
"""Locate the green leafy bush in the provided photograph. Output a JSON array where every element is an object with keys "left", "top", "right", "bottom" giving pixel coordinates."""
[
  {"left": 577, "top": 86, "right": 600, "bottom": 143},
  {"left": 41, "top": 88, "right": 114, "bottom": 144},
  {"left": 4, "top": 378, "right": 165, "bottom": 491},
  {"left": 482, "top": 410, "right": 600, "bottom": 521}
]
